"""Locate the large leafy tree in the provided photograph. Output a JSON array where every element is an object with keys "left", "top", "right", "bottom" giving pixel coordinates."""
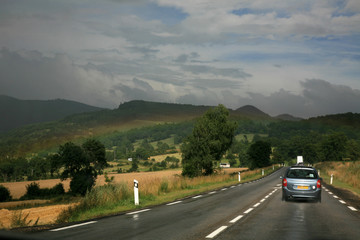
[
  {"left": 57, "top": 139, "right": 106, "bottom": 195},
  {"left": 247, "top": 140, "right": 271, "bottom": 169},
  {"left": 181, "top": 105, "right": 237, "bottom": 177}
]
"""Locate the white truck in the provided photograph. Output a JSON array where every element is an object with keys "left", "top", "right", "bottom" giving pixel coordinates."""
[{"left": 297, "top": 156, "right": 304, "bottom": 165}]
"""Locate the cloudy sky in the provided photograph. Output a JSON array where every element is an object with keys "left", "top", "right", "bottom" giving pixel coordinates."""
[{"left": 1, "top": 0, "right": 360, "bottom": 118}]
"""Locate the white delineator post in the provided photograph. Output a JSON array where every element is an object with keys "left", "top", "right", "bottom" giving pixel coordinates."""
[
  {"left": 262, "top": 169, "right": 264, "bottom": 176},
  {"left": 134, "top": 179, "right": 139, "bottom": 205},
  {"left": 318, "top": 170, "right": 321, "bottom": 177},
  {"left": 238, "top": 172, "right": 241, "bottom": 182},
  {"left": 330, "top": 174, "right": 333, "bottom": 185}
]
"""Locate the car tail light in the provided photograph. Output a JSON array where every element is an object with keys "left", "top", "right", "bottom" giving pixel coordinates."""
[
  {"left": 282, "top": 178, "right": 287, "bottom": 187},
  {"left": 317, "top": 179, "right": 321, "bottom": 189}
]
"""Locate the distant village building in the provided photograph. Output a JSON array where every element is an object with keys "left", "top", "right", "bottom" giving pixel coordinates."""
[{"left": 220, "top": 163, "right": 230, "bottom": 168}]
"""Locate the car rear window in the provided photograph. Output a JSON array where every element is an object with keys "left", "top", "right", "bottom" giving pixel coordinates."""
[{"left": 286, "top": 168, "right": 318, "bottom": 179}]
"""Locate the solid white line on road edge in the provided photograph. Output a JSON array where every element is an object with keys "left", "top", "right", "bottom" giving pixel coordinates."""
[
  {"left": 206, "top": 226, "right": 228, "bottom": 239},
  {"left": 244, "top": 208, "right": 254, "bottom": 214},
  {"left": 193, "top": 195, "right": 203, "bottom": 199},
  {"left": 348, "top": 206, "right": 358, "bottom": 211},
  {"left": 126, "top": 209, "right": 151, "bottom": 215},
  {"left": 253, "top": 203, "right": 261, "bottom": 208},
  {"left": 209, "top": 191, "right": 216, "bottom": 194},
  {"left": 339, "top": 200, "right": 346, "bottom": 204},
  {"left": 229, "top": 215, "right": 244, "bottom": 223},
  {"left": 166, "top": 201, "right": 182, "bottom": 206},
  {"left": 50, "top": 221, "right": 97, "bottom": 232}
]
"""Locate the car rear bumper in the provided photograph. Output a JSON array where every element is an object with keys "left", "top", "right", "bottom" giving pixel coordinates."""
[{"left": 283, "top": 188, "right": 321, "bottom": 200}]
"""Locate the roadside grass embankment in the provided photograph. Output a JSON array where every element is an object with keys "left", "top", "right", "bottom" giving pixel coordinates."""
[
  {"left": 57, "top": 166, "right": 279, "bottom": 223},
  {"left": 315, "top": 161, "right": 360, "bottom": 196}
]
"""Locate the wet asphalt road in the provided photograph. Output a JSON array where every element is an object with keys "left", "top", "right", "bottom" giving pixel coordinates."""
[{"left": 29, "top": 168, "right": 359, "bottom": 240}]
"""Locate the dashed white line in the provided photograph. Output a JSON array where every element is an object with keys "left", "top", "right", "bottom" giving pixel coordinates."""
[
  {"left": 193, "top": 195, "right": 202, "bottom": 199},
  {"left": 244, "top": 208, "right": 254, "bottom": 214},
  {"left": 166, "top": 201, "right": 182, "bottom": 206},
  {"left": 348, "top": 206, "right": 358, "bottom": 212},
  {"left": 209, "top": 191, "right": 216, "bottom": 194},
  {"left": 253, "top": 203, "right": 261, "bottom": 208},
  {"left": 260, "top": 198, "right": 266, "bottom": 203},
  {"left": 333, "top": 195, "right": 339, "bottom": 199},
  {"left": 221, "top": 188, "right": 227, "bottom": 191},
  {"left": 339, "top": 200, "right": 346, "bottom": 204},
  {"left": 328, "top": 192, "right": 333, "bottom": 195},
  {"left": 229, "top": 215, "right": 244, "bottom": 223},
  {"left": 126, "top": 209, "right": 151, "bottom": 215},
  {"left": 206, "top": 226, "right": 228, "bottom": 239},
  {"left": 50, "top": 221, "right": 97, "bottom": 232}
]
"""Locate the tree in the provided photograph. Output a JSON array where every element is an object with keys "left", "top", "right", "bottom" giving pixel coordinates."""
[
  {"left": 181, "top": 105, "right": 237, "bottom": 177},
  {"left": 0, "top": 185, "right": 12, "bottom": 202},
  {"left": 247, "top": 141, "right": 271, "bottom": 169},
  {"left": 319, "top": 132, "right": 347, "bottom": 161},
  {"left": 57, "top": 139, "right": 106, "bottom": 195}
]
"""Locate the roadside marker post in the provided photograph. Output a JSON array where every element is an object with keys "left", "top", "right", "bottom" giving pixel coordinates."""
[
  {"left": 330, "top": 174, "right": 333, "bottom": 185},
  {"left": 134, "top": 179, "right": 139, "bottom": 205},
  {"left": 262, "top": 169, "right": 264, "bottom": 176},
  {"left": 238, "top": 172, "right": 241, "bottom": 182}
]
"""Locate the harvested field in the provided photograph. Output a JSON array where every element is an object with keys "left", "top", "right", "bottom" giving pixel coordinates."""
[{"left": 2, "top": 168, "right": 245, "bottom": 199}]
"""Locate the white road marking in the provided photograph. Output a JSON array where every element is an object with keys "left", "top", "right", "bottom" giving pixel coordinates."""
[
  {"left": 333, "top": 195, "right": 339, "bottom": 199},
  {"left": 126, "top": 209, "right": 151, "bottom": 215},
  {"left": 244, "top": 208, "right": 254, "bottom": 214},
  {"left": 230, "top": 186, "right": 236, "bottom": 188},
  {"left": 328, "top": 192, "right": 333, "bottom": 195},
  {"left": 166, "top": 201, "right": 182, "bottom": 206},
  {"left": 193, "top": 195, "right": 202, "bottom": 199},
  {"left": 50, "top": 221, "right": 97, "bottom": 232},
  {"left": 253, "top": 202, "right": 261, "bottom": 208},
  {"left": 348, "top": 206, "right": 358, "bottom": 211},
  {"left": 206, "top": 226, "right": 228, "bottom": 239},
  {"left": 339, "top": 200, "right": 346, "bottom": 204},
  {"left": 260, "top": 198, "right": 266, "bottom": 202},
  {"left": 209, "top": 191, "right": 216, "bottom": 194},
  {"left": 229, "top": 215, "right": 243, "bottom": 223},
  {"left": 221, "top": 188, "right": 227, "bottom": 191}
]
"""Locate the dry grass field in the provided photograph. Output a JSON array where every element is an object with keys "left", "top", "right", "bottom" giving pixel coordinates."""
[{"left": 0, "top": 168, "right": 245, "bottom": 229}]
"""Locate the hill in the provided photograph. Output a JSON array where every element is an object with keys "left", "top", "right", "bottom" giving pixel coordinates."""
[
  {"left": 274, "top": 114, "right": 303, "bottom": 121},
  {"left": 0, "top": 100, "right": 273, "bottom": 156},
  {"left": 0, "top": 95, "right": 104, "bottom": 133},
  {"left": 235, "top": 105, "right": 270, "bottom": 119}
]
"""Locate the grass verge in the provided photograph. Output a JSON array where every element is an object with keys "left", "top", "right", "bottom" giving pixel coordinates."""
[{"left": 315, "top": 161, "right": 360, "bottom": 196}]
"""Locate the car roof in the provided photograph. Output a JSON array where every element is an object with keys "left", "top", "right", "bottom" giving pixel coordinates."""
[{"left": 288, "top": 165, "right": 316, "bottom": 170}]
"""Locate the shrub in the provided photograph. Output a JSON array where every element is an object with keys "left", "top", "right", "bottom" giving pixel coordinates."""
[
  {"left": 70, "top": 172, "right": 96, "bottom": 196},
  {"left": 25, "top": 182, "right": 41, "bottom": 198},
  {"left": 0, "top": 185, "right": 12, "bottom": 202},
  {"left": 51, "top": 183, "right": 65, "bottom": 195}
]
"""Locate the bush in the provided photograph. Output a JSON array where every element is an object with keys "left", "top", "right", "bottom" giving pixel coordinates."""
[
  {"left": 25, "top": 182, "right": 41, "bottom": 198},
  {"left": 70, "top": 172, "right": 96, "bottom": 196},
  {"left": 51, "top": 183, "right": 65, "bottom": 195},
  {"left": 0, "top": 185, "right": 12, "bottom": 202}
]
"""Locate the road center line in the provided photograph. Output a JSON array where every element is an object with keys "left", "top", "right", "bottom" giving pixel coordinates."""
[
  {"left": 126, "top": 209, "right": 151, "bottom": 215},
  {"left": 206, "top": 226, "right": 228, "bottom": 239},
  {"left": 229, "top": 215, "right": 243, "bottom": 223},
  {"left": 244, "top": 208, "right": 254, "bottom": 214},
  {"left": 50, "top": 221, "right": 97, "bottom": 232}
]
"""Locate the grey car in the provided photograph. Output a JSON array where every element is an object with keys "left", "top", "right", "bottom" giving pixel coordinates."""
[{"left": 281, "top": 166, "right": 322, "bottom": 202}]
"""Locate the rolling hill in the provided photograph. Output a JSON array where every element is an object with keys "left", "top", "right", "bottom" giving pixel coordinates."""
[
  {"left": 0, "top": 95, "right": 104, "bottom": 133},
  {"left": 0, "top": 100, "right": 275, "bottom": 156}
]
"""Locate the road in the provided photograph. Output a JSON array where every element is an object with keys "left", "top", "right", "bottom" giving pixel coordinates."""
[{"left": 31, "top": 168, "right": 360, "bottom": 240}]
